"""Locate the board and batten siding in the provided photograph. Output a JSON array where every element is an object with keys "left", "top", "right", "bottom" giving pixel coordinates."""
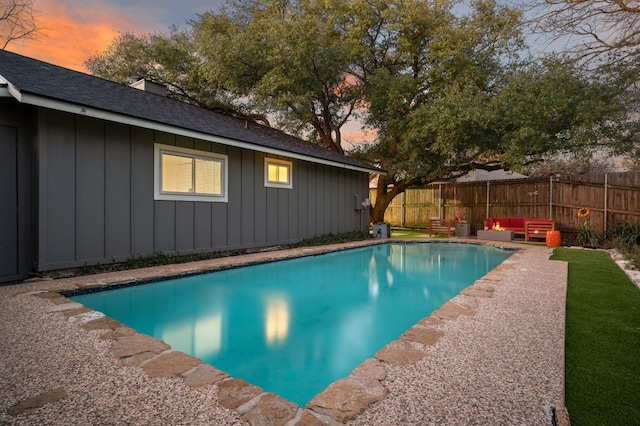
[
  {"left": 0, "top": 101, "right": 34, "bottom": 283},
  {"left": 36, "top": 109, "right": 370, "bottom": 271}
]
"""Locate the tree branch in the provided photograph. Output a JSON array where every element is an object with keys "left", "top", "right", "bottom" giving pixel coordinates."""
[{"left": 0, "top": 0, "right": 40, "bottom": 49}]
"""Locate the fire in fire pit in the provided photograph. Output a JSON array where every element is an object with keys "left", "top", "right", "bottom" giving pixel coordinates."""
[{"left": 492, "top": 222, "right": 505, "bottom": 231}]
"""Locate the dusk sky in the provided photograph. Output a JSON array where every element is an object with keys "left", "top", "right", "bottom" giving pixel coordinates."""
[
  {"left": 7, "top": 1, "right": 552, "bottom": 73},
  {"left": 7, "top": 0, "right": 226, "bottom": 71}
]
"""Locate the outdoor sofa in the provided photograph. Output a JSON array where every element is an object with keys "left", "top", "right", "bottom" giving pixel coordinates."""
[{"left": 484, "top": 217, "right": 555, "bottom": 241}]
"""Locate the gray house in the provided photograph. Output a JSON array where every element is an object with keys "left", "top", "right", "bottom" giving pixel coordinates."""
[{"left": 0, "top": 51, "right": 379, "bottom": 283}]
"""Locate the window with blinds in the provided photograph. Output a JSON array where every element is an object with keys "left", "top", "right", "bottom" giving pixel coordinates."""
[
  {"left": 265, "top": 158, "right": 293, "bottom": 189},
  {"left": 154, "top": 144, "right": 227, "bottom": 202}
]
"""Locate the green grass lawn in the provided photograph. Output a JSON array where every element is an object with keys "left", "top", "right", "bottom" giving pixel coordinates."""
[
  {"left": 551, "top": 248, "right": 640, "bottom": 426},
  {"left": 390, "top": 228, "right": 432, "bottom": 238}
]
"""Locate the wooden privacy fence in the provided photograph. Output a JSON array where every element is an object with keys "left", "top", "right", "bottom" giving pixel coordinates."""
[{"left": 369, "top": 171, "right": 640, "bottom": 235}]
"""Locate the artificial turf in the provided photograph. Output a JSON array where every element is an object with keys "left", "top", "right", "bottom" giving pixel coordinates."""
[{"left": 551, "top": 248, "right": 640, "bottom": 426}]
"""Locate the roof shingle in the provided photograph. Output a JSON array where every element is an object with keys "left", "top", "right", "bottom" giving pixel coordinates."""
[{"left": 0, "top": 50, "right": 380, "bottom": 173}]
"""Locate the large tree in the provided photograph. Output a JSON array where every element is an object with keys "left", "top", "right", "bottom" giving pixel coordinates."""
[
  {"left": 363, "top": 57, "right": 636, "bottom": 219},
  {"left": 0, "top": 0, "right": 39, "bottom": 49},
  {"left": 86, "top": 0, "right": 638, "bottom": 222},
  {"left": 344, "top": 0, "right": 633, "bottom": 221},
  {"left": 346, "top": 0, "right": 522, "bottom": 220}
]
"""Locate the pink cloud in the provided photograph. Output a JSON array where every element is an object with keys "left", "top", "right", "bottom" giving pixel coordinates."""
[
  {"left": 7, "top": 1, "right": 138, "bottom": 71},
  {"left": 342, "top": 128, "right": 378, "bottom": 151}
]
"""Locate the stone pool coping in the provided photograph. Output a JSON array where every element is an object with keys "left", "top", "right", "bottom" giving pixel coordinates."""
[{"left": 1, "top": 239, "right": 570, "bottom": 425}]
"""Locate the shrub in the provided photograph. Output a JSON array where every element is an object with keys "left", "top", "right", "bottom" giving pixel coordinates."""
[
  {"left": 293, "top": 231, "right": 369, "bottom": 247},
  {"left": 608, "top": 221, "right": 640, "bottom": 269},
  {"left": 608, "top": 221, "right": 640, "bottom": 248}
]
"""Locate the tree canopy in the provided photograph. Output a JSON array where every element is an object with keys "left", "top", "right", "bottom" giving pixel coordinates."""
[{"left": 85, "top": 0, "right": 639, "bottom": 222}]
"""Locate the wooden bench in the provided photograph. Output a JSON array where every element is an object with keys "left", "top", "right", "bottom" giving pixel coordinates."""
[
  {"left": 429, "top": 218, "right": 454, "bottom": 237},
  {"left": 525, "top": 221, "right": 555, "bottom": 241}
]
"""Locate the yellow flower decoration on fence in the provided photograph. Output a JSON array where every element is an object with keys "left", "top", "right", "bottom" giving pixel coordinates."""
[{"left": 577, "top": 207, "right": 590, "bottom": 218}]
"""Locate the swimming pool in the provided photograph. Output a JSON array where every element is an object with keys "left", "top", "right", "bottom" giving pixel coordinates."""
[{"left": 71, "top": 242, "right": 512, "bottom": 406}]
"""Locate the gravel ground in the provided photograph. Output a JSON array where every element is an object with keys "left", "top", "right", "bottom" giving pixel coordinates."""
[
  {"left": 350, "top": 246, "right": 568, "bottom": 425},
  {"left": 0, "top": 241, "right": 569, "bottom": 425},
  {"left": 0, "top": 284, "right": 245, "bottom": 426}
]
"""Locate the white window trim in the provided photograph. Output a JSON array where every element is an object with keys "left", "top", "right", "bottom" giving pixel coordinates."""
[
  {"left": 264, "top": 157, "right": 293, "bottom": 189},
  {"left": 154, "top": 143, "right": 228, "bottom": 202}
]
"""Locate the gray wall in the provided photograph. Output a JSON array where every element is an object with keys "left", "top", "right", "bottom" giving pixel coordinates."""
[
  {"left": 0, "top": 101, "right": 34, "bottom": 282},
  {"left": 36, "top": 109, "right": 370, "bottom": 271}
]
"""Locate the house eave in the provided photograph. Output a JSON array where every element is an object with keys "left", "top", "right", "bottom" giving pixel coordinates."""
[
  {"left": 0, "top": 75, "right": 16, "bottom": 98},
  {"left": 8, "top": 88, "right": 384, "bottom": 175}
]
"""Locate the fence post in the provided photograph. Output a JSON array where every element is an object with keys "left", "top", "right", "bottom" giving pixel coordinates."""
[
  {"left": 549, "top": 175, "right": 554, "bottom": 219},
  {"left": 439, "top": 184, "right": 443, "bottom": 219},
  {"left": 604, "top": 173, "right": 608, "bottom": 233},
  {"left": 486, "top": 181, "right": 490, "bottom": 218},
  {"left": 401, "top": 192, "right": 406, "bottom": 227}
]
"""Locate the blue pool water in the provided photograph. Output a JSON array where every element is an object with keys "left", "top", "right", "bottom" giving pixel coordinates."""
[{"left": 71, "top": 242, "right": 512, "bottom": 406}]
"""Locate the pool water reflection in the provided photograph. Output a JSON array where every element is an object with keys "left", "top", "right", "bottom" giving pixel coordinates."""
[{"left": 71, "top": 242, "right": 512, "bottom": 406}]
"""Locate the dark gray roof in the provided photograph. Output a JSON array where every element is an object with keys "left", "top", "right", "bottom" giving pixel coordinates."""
[{"left": 0, "top": 50, "right": 380, "bottom": 173}]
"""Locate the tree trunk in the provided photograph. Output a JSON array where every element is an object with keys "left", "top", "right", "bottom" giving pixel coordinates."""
[
  {"left": 370, "top": 175, "right": 404, "bottom": 223},
  {"left": 319, "top": 131, "right": 343, "bottom": 154}
]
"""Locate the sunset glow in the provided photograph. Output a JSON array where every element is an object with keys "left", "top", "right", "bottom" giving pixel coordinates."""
[
  {"left": 5, "top": 0, "right": 217, "bottom": 72},
  {"left": 6, "top": 1, "right": 138, "bottom": 71}
]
